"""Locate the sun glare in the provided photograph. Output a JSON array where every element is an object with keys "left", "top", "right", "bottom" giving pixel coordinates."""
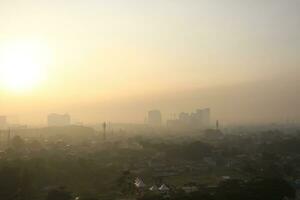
[{"left": 0, "top": 40, "right": 50, "bottom": 92}]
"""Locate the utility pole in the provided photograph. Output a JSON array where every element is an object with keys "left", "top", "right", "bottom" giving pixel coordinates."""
[
  {"left": 7, "top": 128, "right": 11, "bottom": 147},
  {"left": 102, "top": 122, "right": 107, "bottom": 141}
]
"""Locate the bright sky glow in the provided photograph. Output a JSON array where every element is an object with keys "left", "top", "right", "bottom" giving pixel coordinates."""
[
  {"left": 0, "top": 0, "right": 299, "bottom": 124},
  {"left": 0, "top": 39, "right": 50, "bottom": 92}
]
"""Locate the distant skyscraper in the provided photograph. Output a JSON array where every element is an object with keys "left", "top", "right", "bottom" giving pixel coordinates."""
[
  {"left": 148, "top": 110, "right": 162, "bottom": 126},
  {"left": 193, "top": 108, "right": 210, "bottom": 128},
  {"left": 169, "top": 108, "right": 211, "bottom": 129},
  {"left": 0, "top": 116, "right": 7, "bottom": 128},
  {"left": 197, "top": 108, "right": 210, "bottom": 128},
  {"left": 179, "top": 112, "right": 190, "bottom": 124},
  {"left": 47, "top": 113, "right": 71, "bottom": 127}
]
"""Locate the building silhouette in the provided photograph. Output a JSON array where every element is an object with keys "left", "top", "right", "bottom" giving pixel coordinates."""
[
  {"left": 194, "top": 108, "right": 210, "bottom": 128},
  {"left": 167, "top": 108, "right": 211, "bottom": 129},
  {"left": 148, "top": 110, "right": 162, "bottom": 126}
]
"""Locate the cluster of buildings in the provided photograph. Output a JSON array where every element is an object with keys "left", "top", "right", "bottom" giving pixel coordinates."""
[
  {"left": 147, "top": 110, "right": 163, "bottom": 126},
  {"left": 134, "top": 177, "right": 170, "bottom": 197},
  {"left": 3, "top": 108, "right": 210, "bottom": 130},
  {"left": 147, "top": 108, "right": 211, "bottom": 129},
  {"left": 0, "top": 113, "right": 71, "bottom": 129}
]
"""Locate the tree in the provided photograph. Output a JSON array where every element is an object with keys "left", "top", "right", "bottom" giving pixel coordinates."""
[
  {"left": 117, "top": 170, "right": 135, "bottom": 196},
  {"left": 215, "top": 179, "right": 246, "bottom": 200},
  {"left": 215, "top": 178, "right": 296, "bottom": 200},
  {"left": 46, "top": 187, "right": 73, "bottom": 200},
  {"left": 0, "top": 165, "right": 34, "bottom": 200},
  {"left": 247, "top": 178, "right": 295, "bottom": 200},
  {"left": 11, "top": 135, "right": 26, "bottom": 153}
]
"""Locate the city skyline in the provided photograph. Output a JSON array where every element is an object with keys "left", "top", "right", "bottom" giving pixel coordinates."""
[
  {"left": 0, "top": 0, "right": 299, "bottom": 125},
  {"left": 0, "top": 2, "right": 300, "bottom": 199}
]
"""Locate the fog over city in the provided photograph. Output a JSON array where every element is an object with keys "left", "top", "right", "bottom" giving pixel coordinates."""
[
  {"left": 1, "top": 0, "right": 300, "bottom": 125},
  {"left": 0, "top": 1, "right": 300, "bottom": 200}
]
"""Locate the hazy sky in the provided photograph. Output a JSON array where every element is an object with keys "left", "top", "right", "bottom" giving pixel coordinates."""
[{"left": 0, "top": 0, "right": 299, "bottom": 125}]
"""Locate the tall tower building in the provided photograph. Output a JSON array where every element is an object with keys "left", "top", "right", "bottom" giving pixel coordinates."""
[
  {"left": 194, "top": 108, "right": 211, "bottom": 128},
  {"left": 201, "top": 108, "right": 211, "bottom": 127},
  {"left": 102, "top": 122, "right": 107, "bottom": 141},
  {"left": 148, "top": 110, "right": 162, "bottom": 126}
]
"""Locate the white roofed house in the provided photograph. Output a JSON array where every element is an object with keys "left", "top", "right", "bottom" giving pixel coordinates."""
[
  {"left": 134, "top": 177, "right": 141, "bottom": 185},
  {"left": 135, "top": 179, "right": 146, "bottom": 188},
  {"left": 149, "top": 185, "right": 159, "bottom": 192},
  {"left": 159, "top": 184, "right": 171, "bottom": 198},
  {"left": 134, "top": 177, "right": 146, "bottom": 197},
  {"left": 159, "top": 184, "right": 170, "bottom": 192}
]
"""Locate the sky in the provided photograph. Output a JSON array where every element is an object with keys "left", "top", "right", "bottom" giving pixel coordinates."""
[{"left": 0, "top": 0, "right": 299, "bottom": 125}]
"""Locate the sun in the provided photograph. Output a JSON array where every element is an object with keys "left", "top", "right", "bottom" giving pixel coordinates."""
[{"left": 0, "top": 39, "right": 50, "bottom": 92}]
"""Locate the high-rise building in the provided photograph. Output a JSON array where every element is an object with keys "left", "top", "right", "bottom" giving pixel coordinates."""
[
  {"left": 167, "top": 108, "right": 211, "bottom": 129},
  {"left": 179, "top": 112, "right": 190, "bottom": 124},
  {"left": 0, "top": 116, "right": 7, "bottom": 128},
  {"left": 47, "top": 113, "right": 71, "bottom": 127},
  {"left": 196, "top": 108, "right": 210, "bottom": 128},
  {"left": 148, "top": 110, "right": 162, "bottom": 126},
  {"left": 192, "top": 108, "right": 210, "bottom": 128}
]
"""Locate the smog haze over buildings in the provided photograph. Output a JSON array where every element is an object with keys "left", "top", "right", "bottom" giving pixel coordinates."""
[
  {"left": 0, "top": 0, "right": 300, "bottom": 126},
  {"left": 1, "top": 1, "right": 300, "bottom": 200}
]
